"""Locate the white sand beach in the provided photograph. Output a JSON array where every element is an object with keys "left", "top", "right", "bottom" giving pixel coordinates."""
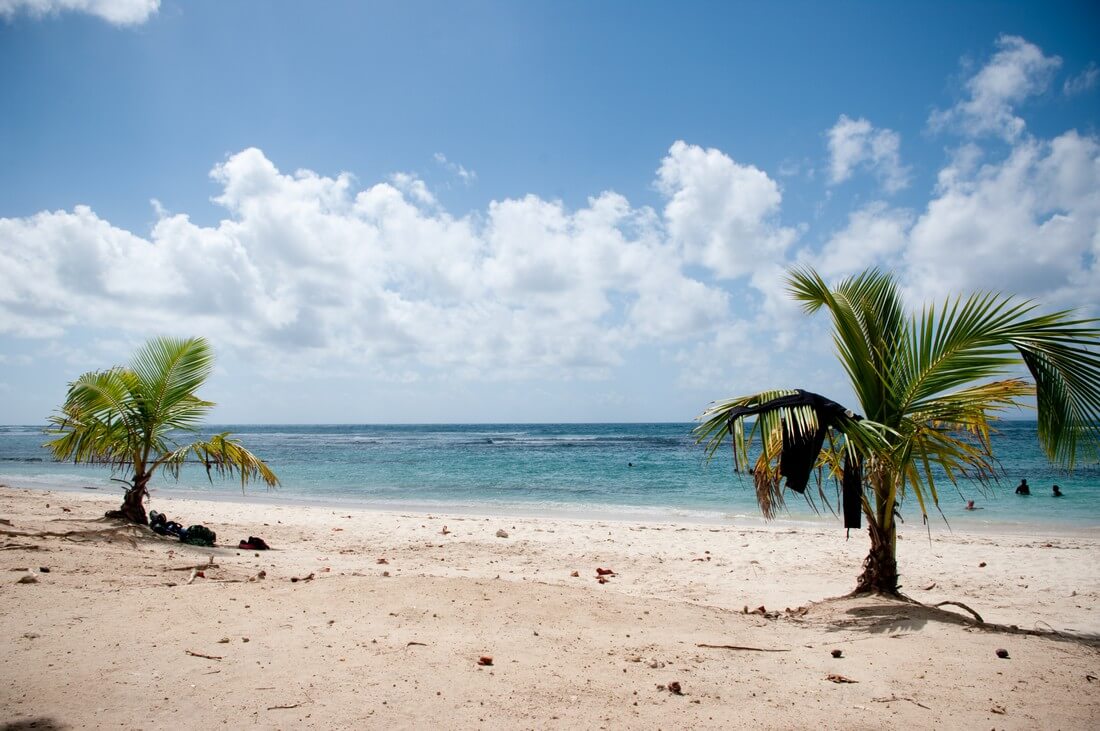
[{"left": 2, "top": 485, "right": 1098, "bottom": 729}]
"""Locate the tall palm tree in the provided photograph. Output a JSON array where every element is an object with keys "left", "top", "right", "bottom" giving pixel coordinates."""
[
  {"left": 696, "top": 268, "right": 1100, "bottom": 595},
  {"left": 45, "top": 337, "right": 279, "bottom": 524}
]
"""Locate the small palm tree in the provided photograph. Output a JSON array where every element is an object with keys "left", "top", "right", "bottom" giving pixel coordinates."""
[
  {"left": 696, "top": 268, "right": 1100, "bottom": 595},
  {"left": 45, "top": 337, "right": 279, "bottom": 524}
]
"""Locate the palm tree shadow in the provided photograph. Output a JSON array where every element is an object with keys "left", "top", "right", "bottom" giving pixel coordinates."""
[
  {"left": 2, "top": 719, "right": 69, "bottom": 730},
  {"left": 820, "top": 599, "right": 930, "bottom": 635},
  {"left": 814, "top": 595, "right": 1100, "bottom": 647}
]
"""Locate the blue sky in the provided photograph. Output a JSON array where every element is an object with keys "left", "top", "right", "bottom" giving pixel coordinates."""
[{"left": 1, "top": 0, "right": 1098, "bottom": 423}]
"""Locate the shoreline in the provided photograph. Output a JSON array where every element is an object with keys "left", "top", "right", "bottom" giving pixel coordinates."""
[
  {"left": 4, "top": 475, "right": 1098, "bottom": 540},
  {"left": 2, "top": 484, "right": 1098, "bottom": 728},
  {"left": 4, "top": 483, "right": 1099, "bottom": 629}
]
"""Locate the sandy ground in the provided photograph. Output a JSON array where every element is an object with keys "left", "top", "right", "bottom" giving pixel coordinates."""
[{"left": 1, "top": 485, "right": 1098, "bottom": 730}]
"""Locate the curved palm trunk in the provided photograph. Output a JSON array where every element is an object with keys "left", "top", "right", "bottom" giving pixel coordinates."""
[
  {"left": 854, "top": 475, "right": 899, "bottom": 594},
  {"left": 109, "top": 475, "right": 150, "bottom": 525}
]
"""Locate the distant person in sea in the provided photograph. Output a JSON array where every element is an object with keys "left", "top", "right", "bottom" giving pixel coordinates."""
[
  {"left": 1015, "top": 479, "right": 1030, "bottom": 495},
  {"left": 1053, "top": 484, "right": 1064, "bottom": 497},
  {"left": 965, "top": 500, "right": 982, "bottom": 510}
]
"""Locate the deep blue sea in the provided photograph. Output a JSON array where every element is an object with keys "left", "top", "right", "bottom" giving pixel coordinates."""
[{"left": 1, "top": 422, "right": 1097, "bottom": 530}]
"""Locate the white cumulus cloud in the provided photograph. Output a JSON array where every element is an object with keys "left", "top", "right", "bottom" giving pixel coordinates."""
[
  {"left": 827, "top": 115, "right": 910, "bottom": 193},
  {"left": 812, "top": 202, "right": 913, "bottom": 278},
  {"left": 657, "top": 140, "right": 798, "bottom": 279},
  {"left": 0, "top": 146, "right": 737, "bottom": 381},
  {"left": 904, "top": 130, "right": 1100, "bottom": 307},
  {"left": 929, "top": 35, "right": 1062, "bottom": 141},
  {"left": 0, "top": 0, "right": 158, "bottom": 25}
]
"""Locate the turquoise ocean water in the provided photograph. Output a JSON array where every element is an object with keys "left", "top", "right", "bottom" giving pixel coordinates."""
[{"left": 1, "top": 422, "right": 1096, "bottom": 531}]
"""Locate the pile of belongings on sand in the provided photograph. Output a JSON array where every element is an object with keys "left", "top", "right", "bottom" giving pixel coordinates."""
[{"left": 149, "top": 510, "right": 217, "bottom": 547}]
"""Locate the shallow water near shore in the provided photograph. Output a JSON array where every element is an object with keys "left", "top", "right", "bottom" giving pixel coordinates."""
[{"left": 1, "top": 421, "right": 1097, "bottom": 531}]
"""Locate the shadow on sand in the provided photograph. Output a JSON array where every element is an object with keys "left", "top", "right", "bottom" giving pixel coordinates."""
[
  {"left": 814, "top": 594, "right": 1100, "bottom": 647},
  {"left": 2, "top": 719, "right": 69, "bottom": 731}
]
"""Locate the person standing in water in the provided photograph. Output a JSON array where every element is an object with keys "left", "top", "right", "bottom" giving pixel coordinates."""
[
  {"left": 1053, "top": 484, "right": 1064, "bottom": 497},
  {"left": 1015, "top": 478, "right": 1031, "bottom": 495}
]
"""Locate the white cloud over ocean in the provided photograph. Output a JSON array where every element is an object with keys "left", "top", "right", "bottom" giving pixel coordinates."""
[
  {"left": 0, "top": 34, "right": 1097, "bottom": 397},
  {"left": 0, "top": 143, "right": 749, "bottom": 380}
]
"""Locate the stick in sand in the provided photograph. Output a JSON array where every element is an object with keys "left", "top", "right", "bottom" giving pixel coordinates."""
[{"left": 696, "top": 643, "right": 790, "bottom": 652}]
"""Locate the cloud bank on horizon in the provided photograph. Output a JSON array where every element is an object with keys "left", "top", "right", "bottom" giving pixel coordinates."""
[{"left": 0, "top": 34, "right": 1097, "bottom": 399}]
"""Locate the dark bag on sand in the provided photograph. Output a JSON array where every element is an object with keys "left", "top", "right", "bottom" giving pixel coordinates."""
[
  {"left": 149, "top": 511, "right": 169, "bottom": 536},
  {"left": 238, "top": 536, "right": 270, "bottom": 550},
  {"left": 181, "top": 524, "right": 216, "bottom": 547}
]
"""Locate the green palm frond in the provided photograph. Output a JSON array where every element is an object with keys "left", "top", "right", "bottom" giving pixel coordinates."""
[
  {"left": 130, "top": 337, "right": 216, "bottom": 435},
  {"left": 157, "top": 433, "right": 280, "bottom": 489},
  {"left": 788, "top": 267, "right": 906, "bottom": 422},
  {"left": 45, "top": 368, "right": 142, "bottom": 471}
]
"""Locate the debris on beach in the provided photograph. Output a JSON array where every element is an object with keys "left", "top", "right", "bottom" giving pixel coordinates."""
[
  {"left": 570, "top": 570, "right": 579, "bottom": 577},
  {"left": 495, "top": 529, "right": 509, "bottom": 538},
  {"left": 667, "top": 681, "right": 683, "bottom": 695},
  {"left": 477, "top": 655, "right": 493, "bottom": 666},
  {"left": 441, "top": 525, "right": 451, "bottom": 535},
  {"left": 16, "top": 573, "right": 37, "bottom": 584},
  {"left": 376, "top": 558, "right": 389, "bottom": 564},
  {"left": 831, "top": 649, "right": 843, "bottom": 658},
  {"left": 290, "top": 572, "right": 315, "bottom": 583},
  {"left": 995, "top": 648, "right": 1009, "bottom": 658},
  {"left": 825, "top": 673, "right": 857, "bottom": 684},
  {"left": 596, "top": 567, "right": 615, "bottom": 576}
]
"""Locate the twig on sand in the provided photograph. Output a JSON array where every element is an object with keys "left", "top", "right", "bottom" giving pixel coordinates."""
[
  {"left": 185, "top": 650, "right": 223, "bottom": 660},
  {"left": 1033, "top": 619, "right": 1062, "bottom": 636},
  {"left": 169, "top": 558, "right": 219, "bottom": 571},
  {"left": 0, "top": 526, "right": 142, "bottom": 544},
  {"left": 873, "top": 695, "right": 930, "bottom": 710},
  {"left": 267, "top": 703, "right": 302, "bottom": 710},
  {"left": 406, "top": 641, "right": 428, "bottom": 647},
  {"left": 696, "top": 643, "right": 789, "bottom": 653},
  {"left": 932, "top": 600, "right": 984, "bottom": 624}
]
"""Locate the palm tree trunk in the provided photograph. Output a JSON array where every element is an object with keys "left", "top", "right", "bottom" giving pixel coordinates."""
[
  {"left": 854, "top": 477, "right": 899, "bottom": 594},
  {"left": 855, "top": 517, "right": 898, "bottom": 594},
  {"left": 108, "top": 475, "right": 149, "bottom": 525}
]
